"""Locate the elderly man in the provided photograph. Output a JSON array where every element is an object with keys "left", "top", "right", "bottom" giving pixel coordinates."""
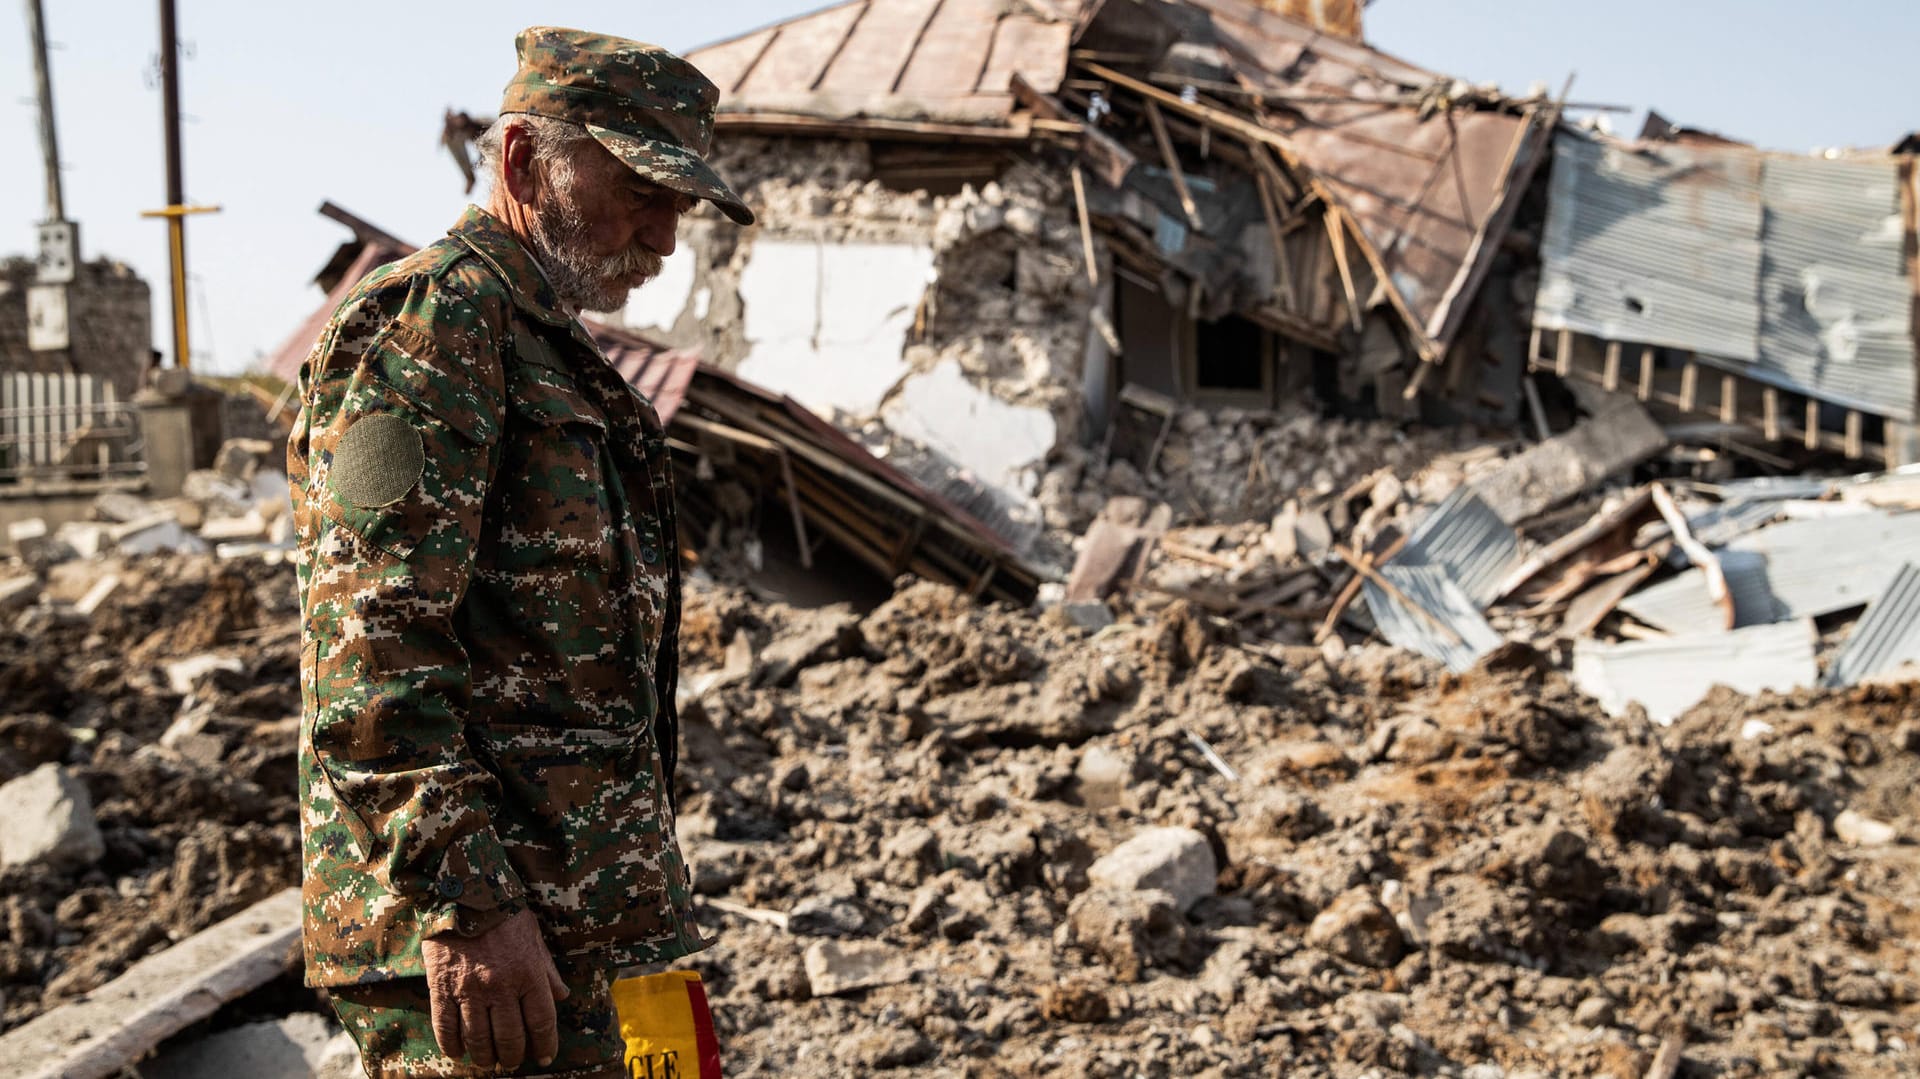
[{"left": 289, "top": 27, "right": 752, "bottom": 1078}]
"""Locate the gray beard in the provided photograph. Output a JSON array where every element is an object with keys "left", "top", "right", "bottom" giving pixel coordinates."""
[{"left": 524, "top": 185, "right": 665, "bottom": 313}]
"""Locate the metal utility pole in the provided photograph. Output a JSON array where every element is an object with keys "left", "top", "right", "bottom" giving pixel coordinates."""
[
  {"left": 142, "top": 0, "right": 217, "bottom": 370},
  {"left": 25, "top": 0, "right": 63, "bottom": 222}
]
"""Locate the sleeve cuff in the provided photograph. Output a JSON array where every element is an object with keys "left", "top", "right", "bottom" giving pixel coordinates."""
[{"left": 418, "top": 826, "right": 528, "bottom": 938}]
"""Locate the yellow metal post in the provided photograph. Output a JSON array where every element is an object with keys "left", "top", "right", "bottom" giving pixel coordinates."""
[{"left": 140, "top": 204, "right": 220, "bottom": 371}]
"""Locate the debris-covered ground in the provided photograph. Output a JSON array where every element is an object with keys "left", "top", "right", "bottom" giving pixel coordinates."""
[{"left": 6, "top": 520, "right": 1917, "bottom": 1076}]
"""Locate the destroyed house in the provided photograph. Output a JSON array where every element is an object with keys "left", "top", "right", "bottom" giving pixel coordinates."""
[
  {"left": 402, "top": 0, "right": 1920, "bottom": 581},
  {"left": 466, "top": 0, "right": 1557, "bottom": 553}
]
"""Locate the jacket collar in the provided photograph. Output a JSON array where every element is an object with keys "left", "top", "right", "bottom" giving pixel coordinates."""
[{"left": 449, "top": 205, "right": 575, "bottom": 327}]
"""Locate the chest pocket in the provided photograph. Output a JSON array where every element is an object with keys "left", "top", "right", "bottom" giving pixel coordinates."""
[{"left": 493, "top": 364, "right": 616, "bottom": 573}]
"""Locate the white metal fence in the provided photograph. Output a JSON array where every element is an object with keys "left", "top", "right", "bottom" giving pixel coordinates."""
[{"left": 0, "top": 373, "right": 144, "bottom": 483}]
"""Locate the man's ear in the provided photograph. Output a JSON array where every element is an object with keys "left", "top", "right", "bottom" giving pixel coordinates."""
[{"left": 501, "top": 121, "right": 539, "bottom": 204}]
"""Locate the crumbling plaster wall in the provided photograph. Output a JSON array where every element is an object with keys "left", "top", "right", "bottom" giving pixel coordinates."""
[{"left": 621, "top": 135, "right": 1100, "bottom": 545}]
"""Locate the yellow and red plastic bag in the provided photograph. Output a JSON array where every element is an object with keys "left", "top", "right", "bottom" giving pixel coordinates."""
[{"left": 612, "top": 970, "right": 722, "bottom": 1078}]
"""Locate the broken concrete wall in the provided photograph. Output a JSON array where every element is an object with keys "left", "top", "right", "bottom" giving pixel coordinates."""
[{"left": 630, "top": 135, "right": 1100, "bottom": 546}]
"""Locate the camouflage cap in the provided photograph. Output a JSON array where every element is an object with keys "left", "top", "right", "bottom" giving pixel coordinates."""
[{"left": 501, "top": 26, "right": 754, "bottom": 226}]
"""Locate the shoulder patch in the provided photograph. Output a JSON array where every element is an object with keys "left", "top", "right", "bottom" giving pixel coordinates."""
[{"left": 330, "top": 413, "right": 426, "bottom": 508}]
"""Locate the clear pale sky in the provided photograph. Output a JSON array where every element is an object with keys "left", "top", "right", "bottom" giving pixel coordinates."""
[{"left": 2, "top": 1, "right": 1914, "bottom": 376}]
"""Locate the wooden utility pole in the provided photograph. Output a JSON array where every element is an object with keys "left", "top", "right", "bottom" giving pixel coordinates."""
[
  {"left": 141, "top": 0, "right": 218, "bottom": 370},
  {"left": 25, "top": 0, "right": 64, "bottom": 222},
  {"left": 25, "top": 0, "right": 77, "bottom": 352}
]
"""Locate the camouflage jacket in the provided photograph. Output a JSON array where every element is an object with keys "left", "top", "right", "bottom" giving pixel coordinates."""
[{"left": 290, "top": 205, "right": 702, "bottom": 988}]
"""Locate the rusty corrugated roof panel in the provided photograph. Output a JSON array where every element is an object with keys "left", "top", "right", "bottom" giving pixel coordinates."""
[
  {"left": 1097, "top": 0, "right": 1552, "bottom": 354},
  {"left": 687, "top": 0, "right": 1074, "bottom": 128}
]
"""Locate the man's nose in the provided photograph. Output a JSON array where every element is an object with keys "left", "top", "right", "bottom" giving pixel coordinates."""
[{"left": 638, "top": 204, "right": 678, "bottom": 258}]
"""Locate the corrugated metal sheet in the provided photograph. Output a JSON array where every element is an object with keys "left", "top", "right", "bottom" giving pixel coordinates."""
[
  {"left": 1727, "top": 512, "right": 1920, "bottom": 617},
  {"left": 1362, "top": 563, "right": 1504, "bottom": 674},
  {"left": 1825, "top": 563, "right": 1920, "bottom": 687},
  {"left": 1395, "top": 487, "right": 1523, "bottom": 607},
  {"left": 1536, "top": 131, "right": 1917, "bottom": 421},
  {"left": 1571, "top": 620, "right": 1817, "bottom": 725},
  {"left": 1684, "top": 499, "right": 1782, "bottom": 548},
  {"left": 687, "top": 0, "right": 1073, "bottom": 126},
  {"left": 1756, "top": 156, "right": 1915, "bottom": 419},
  {"left": 1536, "top": 133, "right": 1763, "bottom": 361},
  {"left": 1616, "top": 549, "right": 1778, "bottom": 634},
  {"left": 1621, "top": 512, "right": 1920, "bottom": 630}
]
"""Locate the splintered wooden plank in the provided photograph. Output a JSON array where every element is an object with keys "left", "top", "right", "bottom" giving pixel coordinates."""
[
  {"left": 894, "top": 0, "right": 1004, "bottom": 97},
  {"left": 816, "top": 0, "right": 941, "bottom": 97},
  {"left": 736, "top": 2, "right": 867, "bottom": 99},
  {"left": 975, "top": 15, "right": 1071, "bottom": 94},
  {"left": 0, "top": 888, "right": 302, "bottom": 1079},
  {"left": 689, "top": 27, "right": 780, "bottom": 94}
]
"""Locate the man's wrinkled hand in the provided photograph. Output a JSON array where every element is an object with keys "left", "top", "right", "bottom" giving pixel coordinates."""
[{"left": 423, "top": 908, "right": 569, "bottom": 1070}]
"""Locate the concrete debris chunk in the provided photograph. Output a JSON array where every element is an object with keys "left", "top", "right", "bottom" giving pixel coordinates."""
[
  {"left": 112, "top": 514, "right": 206, "bottom": 557},
  {"left": 199, "top": 510, "right": 271, "bottom": 543},
  {"left": 1471, "top": 395, "right": 1668, "bottom": 524},
  {"left": 71, "top": 574, "right": 121, "bottom": 619},
  {"left": 56, "top": 522, "right": 114, "bottom": 560},
  {"left": 212, "top": 437, "right": 277, "bottom": 482},
  {"left": 0, "top": 764, "right": 104, "bottom": 870},
  {"left": 1087, "top": 826, "right": 1217, "bottom": 913},
  {"left": 91, "top": 490, "right": 155, "bottom": 524},
  {"left": 803, "top": 939, "right": 912, "bottom": 997},
  {"left": 141, "top": 1012, "right": 339, "bottom": 1079},
  {"left": 0, "top": 573, "right": 41, "bottom": 612},
  {"left": 165, "top": 653, "right": 246, "bottom": 696}
]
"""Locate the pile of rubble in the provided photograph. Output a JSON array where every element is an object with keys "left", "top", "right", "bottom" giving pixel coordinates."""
[
  {"left": 6, "top": 437, "right": 293, "bottom": 572},
  {"left": 4, "top": 403, "right": 1920, "bottom": 1077},
  {"left": 669, "top": 577, "right": 1920, "bottom": 1076}
]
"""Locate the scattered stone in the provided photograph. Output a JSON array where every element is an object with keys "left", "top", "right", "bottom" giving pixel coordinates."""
[
  {"left": 1087, "top": 826, "right": 1217, "bottom": 912},
  {"left": 1306, "top": 887, "right": 1405, "bottom": 969},
  {"left": 0, "top": 764, "right": 104, "bottom": 870},
  {"left": 1574, "top": 996, "right": 1616, "bottom": 1027},
  {"left": 1075, "top": 743, "right": 1134, "bottom": 806},
  {"left": 1834, "top": 809, "right": 1897, "bottom": 847},
  {"left": 1039, "top": 978, "right": 1112, "bottom": 1023},
  {"left": 834, "top": 1028, "right": 935, "bottom": 1070},
  {"left": 1058, "top": 887, "right": 1197, "bottom": 982}
]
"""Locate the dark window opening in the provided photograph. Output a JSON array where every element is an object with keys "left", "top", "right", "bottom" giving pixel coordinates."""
[{"left": 1194, "top": 315, "right": 1265, "bottom": 391}]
